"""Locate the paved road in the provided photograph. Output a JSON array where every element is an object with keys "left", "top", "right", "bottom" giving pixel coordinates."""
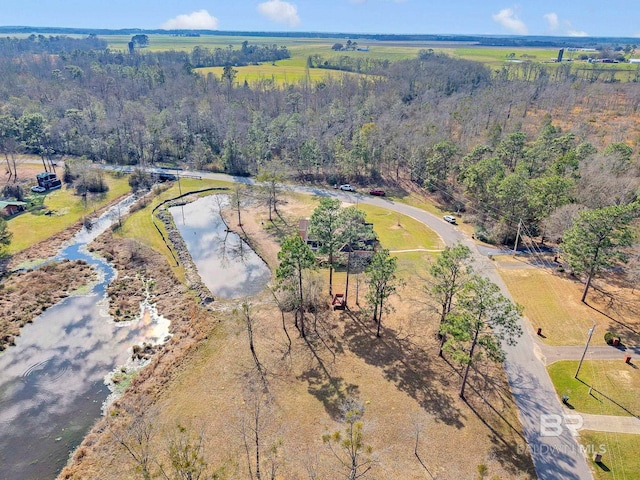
[
  {"left": 537, "top": 342, "right": 640, "bottom": 366},
  {"left": 110, "top": 169, "right": 595, "bottom": 480},
  {"left": 576, "top": 412, "right": 640, "bottom": 434}
]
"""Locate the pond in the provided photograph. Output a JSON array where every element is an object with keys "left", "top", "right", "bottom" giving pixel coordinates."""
[
  {"left": 169, "top": 195, "right": 271, "bottom": 299},
  {"left": 0, "top": 196, "right": 171, "bottom": 480}
]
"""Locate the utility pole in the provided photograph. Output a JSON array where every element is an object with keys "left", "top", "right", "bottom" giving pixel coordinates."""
[
  {"left": 176, "top": 168, "right": 182, "bottom": 196},
  {"left": 512, "top": 219, "right": 522, "bottom": 256},
  {"left": 575, "top": 324, "right": 595, "bottom": 378}
]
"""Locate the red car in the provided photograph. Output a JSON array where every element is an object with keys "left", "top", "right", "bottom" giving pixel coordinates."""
[{"left": 369, "top": 189, "right": 386, "bottom": 196}]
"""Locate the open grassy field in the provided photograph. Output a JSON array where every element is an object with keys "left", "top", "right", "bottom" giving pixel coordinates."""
[
  {"left": 548, "top": 360, "right": 640, "bottom": 417},
  {"left": 580, "top": 431, "right": 640, "bottom": 480},
  {"left": 496, "top": 263, "right": 640, "bottom": 347},
  {"left": 103, "top": 33, "right": 640, "bottom": 83},
  {"left": 198, "top": 63, "right": 358, "bottom": 85},
  {"left": 442, "top": 46, "right": 560, "bottom": 65},
  {"left": 104, "top": 34, "right": 428, "bottom": 60},
  {"left": 6, "top": 172, "right": 131, "bottom": 253},
  {"left": 358, "top": 203, "right": 443, "bottom": 252}
]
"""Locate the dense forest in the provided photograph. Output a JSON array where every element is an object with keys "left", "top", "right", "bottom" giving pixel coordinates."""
[{"left": 0, "top": 35, "right": 639, "bottom": 245}]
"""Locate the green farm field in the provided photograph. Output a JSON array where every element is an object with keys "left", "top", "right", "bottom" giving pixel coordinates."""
[
  {"left": 103, "top": 33, "right": 640, "bottom": 82},
  {"left": 197, "top": 63, "right": 358, "bottom": 85}
]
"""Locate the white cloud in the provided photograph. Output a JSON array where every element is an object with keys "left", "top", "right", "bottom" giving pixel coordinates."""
[
  {"left": 257, "top": 0, "right": 301, "bottom": 27},
  {"left": 492, "top": 8, "right": 528, "bottom": 35},
  {"left": 543, "top": 12, "right": 559, "bottom": 31},
  {"left": 564, "top": 21, "right": 587, "bottom": 37},
  {"left": 162, "top": 10, "right": 219, "bottom": 30}
]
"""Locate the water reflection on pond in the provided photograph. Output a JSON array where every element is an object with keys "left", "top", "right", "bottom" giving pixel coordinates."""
[
  {"left": 169, "top": 195, "right": 271, "bottom": 299},
  {"left": 0, "top": 196, "right": 171, "bottom": 480}
]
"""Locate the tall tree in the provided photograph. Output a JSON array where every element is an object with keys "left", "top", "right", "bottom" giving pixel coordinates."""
[
  {"left": 256, "top": 165, "right": 285, "bottom": 222},
  {"left": 308, "top": 197, "right": 342, "bottom": 296},
  {"left": 276, "top": 235, "right": 316, "bottom": 337},
  {"left": 340, "top": 207, "right": 375, "bottom": 307},
  {"left": 0, "top": 114, "right": 19, "bottom": 182},
  {"left": 562, "top": 203, "right": 638, "bottom": 302},
  {"left": 365, "top": 249, "right": 401, "bottom": 338},
  {"left": 441, "top": 276, "right": 522, "bottom": 399},
  {"left": 427, "top": 243, "right": 474, "bottom": 356}
]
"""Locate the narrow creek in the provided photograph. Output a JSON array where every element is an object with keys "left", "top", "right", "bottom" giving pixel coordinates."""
[
  {"left": 0, "top": 196, "right": 170, "bottom": 480},
  {"left": 168, "top": 195, "right": 271, "bottom": 299}
]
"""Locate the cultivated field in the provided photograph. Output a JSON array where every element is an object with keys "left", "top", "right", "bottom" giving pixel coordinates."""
[{"left": 102, "top": 33, "right": 640, "bottom": 83}]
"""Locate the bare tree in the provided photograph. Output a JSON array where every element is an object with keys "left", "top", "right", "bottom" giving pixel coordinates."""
[
  {"left": 109, "top": 400, "right": 158, "bottom": 480},
  {"left": 238, "top": 384, "right": 282, "bottom": 480},
  {"left": 241, "top": 302, "right": 268, "bottom": 391},
  {"left": 268, "top": 285, "right": 292, "bottom": 355}
]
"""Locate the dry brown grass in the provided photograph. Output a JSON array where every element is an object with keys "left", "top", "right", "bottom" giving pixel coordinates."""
[
  {"left": 60, "top": 196, "right": 534, "bottom": 480},
  {"left": 0, "top": 160, "right": 45, "bottom": 188},
  {"left": 0, "top": 260, "right": 97, "bottom": 349},
  {"left": 496, "top": 258, "right": 640, "bottom": 347}
]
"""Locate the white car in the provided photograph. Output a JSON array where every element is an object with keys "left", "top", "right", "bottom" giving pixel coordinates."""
[
  {"left": 443, "top": 215, "right": 457, "bottom": 224},
  {"left": 339, "top": 184, "right": 355, "bottom": 192},
  {"left": 31, "top": 186, "right": 46, "bottom": 193}
]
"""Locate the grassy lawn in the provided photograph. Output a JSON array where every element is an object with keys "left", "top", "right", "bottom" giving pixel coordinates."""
[
  {"left": 548, "top": 360, "right": 640, "bottom": 417},
  {"left": 497, "top": 266, "right": 640, "bottom": 346},
  {"left": 7, "top": 173, "right": 131, "bottom": 253},
  {"left": 580, "top": 431, "right": 640, "bottom": 480},
  {"left": 358, "top": 204, "right": 443, "bottom": 252}
]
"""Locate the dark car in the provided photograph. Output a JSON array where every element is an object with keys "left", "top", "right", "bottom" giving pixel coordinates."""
[{"left": 369, "top": 189, "right": 386, "bottom": 196}]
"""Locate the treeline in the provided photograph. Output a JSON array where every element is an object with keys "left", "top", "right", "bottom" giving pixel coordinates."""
[
  {"left": 306, "top": 54, "right": 390, "bottom": 74},
  {"left": 190, "top": 41, "right": 290, "bottom": 67},
  {"left": 0, "top": 42, "right": 638, "bottom": 245},
  {"left": 0, "top": 34, "right": 107, "bottom": 55}
]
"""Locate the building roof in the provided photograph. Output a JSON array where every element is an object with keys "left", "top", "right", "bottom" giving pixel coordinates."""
[
  {"left": 0, "top": 200, "right": 27, "bottom": 208},
  {"left": 36, "top": 171, "right": 58, "bottom": 179}
]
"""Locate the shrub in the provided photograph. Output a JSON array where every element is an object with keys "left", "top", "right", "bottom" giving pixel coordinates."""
[
  {"left": 128, "top": 169, "right": 154, "bottom": 192},
  {"left": 2, "top": 184, "right": 24, "bottom": 201},
  {"left": 604, "top": 332, "right": 615, "bottom": 345}
]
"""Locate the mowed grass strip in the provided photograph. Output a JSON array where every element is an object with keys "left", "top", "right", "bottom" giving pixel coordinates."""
[
  {"left": 548, "top": 360, "right": 640, "bottom": 416},
  {"left": 118, "top": 178, "right": 232, "bottom": 272},
  {"left": 497, "top": 266, "right": 634, "bottom": 346},
  {"left": 580, "top": 431, "right": 640, "bottom": 480},
  {"left": 7, "top": 173, "right": 131, "bottom": 253}
]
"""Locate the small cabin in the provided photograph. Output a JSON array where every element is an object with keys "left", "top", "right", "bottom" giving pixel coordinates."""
[
  {"left": 0, "top": 200, "right": 27, "bottom": 217},
  {"left": 36, "top": 171, "right": 62, "bottom": 190}
]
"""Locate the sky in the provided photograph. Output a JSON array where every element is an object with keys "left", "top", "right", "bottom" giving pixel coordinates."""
[{"left": 1, "top": 1, "right": 639, "bottom": 38}]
